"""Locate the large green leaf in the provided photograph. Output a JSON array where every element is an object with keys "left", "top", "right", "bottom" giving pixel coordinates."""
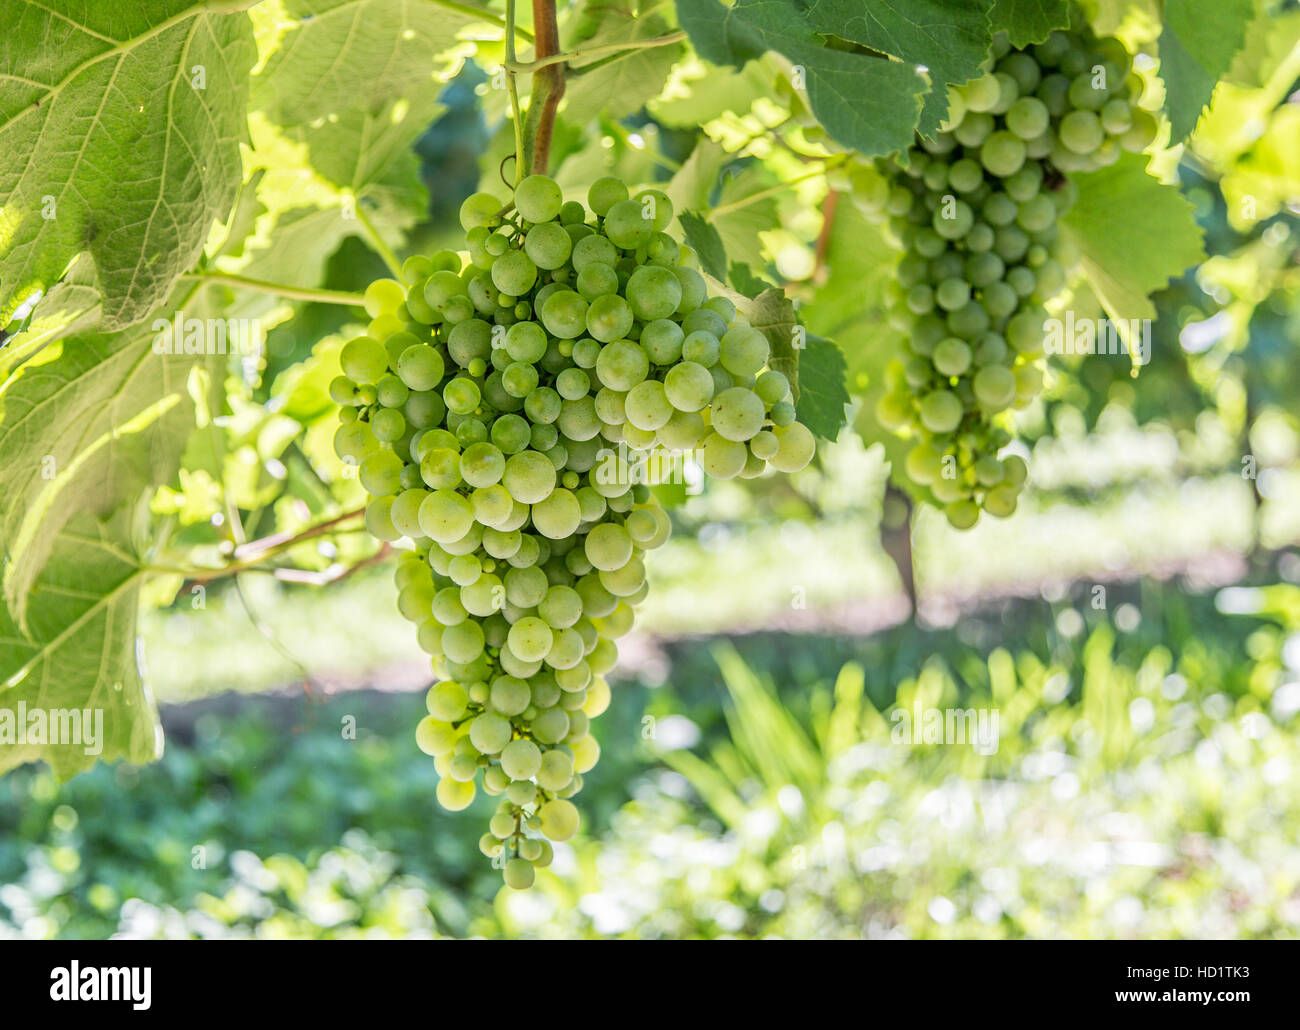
[
  {"left": 1062, "top": 153, "right": 1206, "bottom": 330},
  {"left": 805, "top": 0, "right": 995, "bottom": 137},
  {"left": 0, "top": 1, "right": 256, "bottom": 330},
  {"left": 675, "top": 0, "right": 927, "bottom": 158},
  {"left": 795, "top": 335, "right": 850, "bottom": 441},
  {"left": 0, "top": 507, "right": 159, "bottom": 779},
  {"left": 1158, "top": 0, "right": 1255, "bottom": 141},
  {"left": 0, "top": 291, "right": 219, "bottom": 628},
  {"left": 249, "top": 0, "right": 472, "bottom": 129}
]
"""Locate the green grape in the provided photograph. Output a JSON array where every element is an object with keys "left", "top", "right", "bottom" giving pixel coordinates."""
[
  {"left": 709, "top": 387, "right": 765, "bottom": 442},
  {"left": 663, "top": 361, "right": 714, "bottom": 412},
  {"left": 531, "top": 488, "right": 582, "bottom": 539},
  {"left": 524, "top": 221, "right": 572, "bottom": 269},
  {"left": 576, "top": 262, "right": 618, "bottom": 300},
  {"left": 769, "top": 423, "right": 816, "bottom": 473},
  {"left": 933, "top": 337, "right": 972, "bottom": 376},
  {"left": 624, "top": 380, "right": 673, "bottom": 431},
  {"left": 588, "top": 176, "right": 629, "bottom": 216},
  {"left": 460, "top": 191, "right": 504, "bottom": 231},
  {"left": 719, "top": 326, "right": 769, "bottom": 377},
  {"left": 640, "top": 319, "right": 685, "bottom": 364},
  {"left": 595, "top": 339, "right": 649, "bottom": 391},
  {"left": 502, "top": 450, "right": 557, "bottom": 504},
  {"left": 625, "top": 265, "right": 682, "bottom": 321},
  {"left": 442, "top": 620, "right": 485, "bottom": 664},
  {"left": 507, "top": 617, "right": 554, "bottom": 663},
  {"left": 698, "top": 432, "right": 748, "bottom": 479},
  {"left": 980, "top": 131, "right": 1027, "bottom": 176},
  {"left": 918, "top": 390, "right": 963, "bottom": 433},
  {"left": 585, "top": 294, "right": 634, "bottom": 343},
  {"left": 444, "top": 377, "right": 481, "bottom": 415},
  {"left": 602, "top": 199, "right": 653, "bottom": 250},
  {"left": 340, "top": 336, "right": 389, "bottom": 384},
  {"left": 584, "top": 523, "right": 634, "bottom": 572},
  {"left": 1059, "top": 109, "right": 1104, "bottom": 154},
  {"left": 514, "top": 174, "right": 563, "bottom": 222},
  {"left": 540, "top": 290, "right": 588, "bottom": 339},
  {"left": 538, "top": 799, "right": 580, "bottom": 842},
  {"left": 491, "top": 250, "right": 538, "bottom": 296},
  {"left": 416, "top": 717, "right": 457, "bottom": 757},
  {"left": 469, "top": 712, "right": 512, "bottom": 754},
  {"left": 419, "top": 488, "right": 474, "bottom": 543}
]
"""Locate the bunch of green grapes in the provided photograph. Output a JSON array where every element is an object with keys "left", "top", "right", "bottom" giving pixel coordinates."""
[
  {"left": 331, "top": 172, "right": 815, "bottom": 888},
  {"left": 857, "top": 28, "right": 1158, "bottom": 527}
]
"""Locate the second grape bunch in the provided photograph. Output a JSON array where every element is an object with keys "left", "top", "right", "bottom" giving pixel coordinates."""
[{"left": 854, "top": 28, "right": 1159, "bottom": 527}]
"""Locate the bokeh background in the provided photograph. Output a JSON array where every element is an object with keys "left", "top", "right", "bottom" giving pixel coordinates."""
[{"left": 3, "top": 36, "right": 1300, "bottom": 939}]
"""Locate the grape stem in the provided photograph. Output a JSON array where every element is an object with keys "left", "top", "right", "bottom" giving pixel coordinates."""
[
  {"left": 709, "top": 155, "right": 850, "bottom": 218},
  {"left": 354, "top": 203, "right": 408, "bottom": 285},
  {"left": 523, "top": 0, "right": 564, "bottom": 175},
  {"left": 504, "top": 0, "right": 526, "bottom": 186},
  {"left": 181, "top": 271, "right": 366, "bottom": 308},
  {"left": 506, "top": 30, "right": 686, "bottom": 73},
  {"left": 158, "top": 506, "right": 368, "bottom": 585}
]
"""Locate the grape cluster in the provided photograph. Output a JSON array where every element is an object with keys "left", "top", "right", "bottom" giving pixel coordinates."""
[
  {"left": 861, "top": 29, "right": 1157, "bottom": 527},
  {"left": 331, "top": 173, "right": 815, "bottom": 887}
]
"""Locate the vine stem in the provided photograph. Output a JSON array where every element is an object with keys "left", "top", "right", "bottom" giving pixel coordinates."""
[
  {"left": 181, "top": 271, "right": 366, "bottom": 307},
  {"left": 710, "top": 156, "right": 850, "bottom": 218},
  {"left": 428, "top": 0, "right": 534, "bottom": 41},
  {"left": 155, "top": 506, "right": 368, "bottom": 585},
  {"left": 354, "top": 202, "right": 407, "bottom": 284},
  {"left": 526, "top": 0, "right": 564, "bottom": 175},
  {"left": 507, "top": 30, "right": 685, "bottom": 72},
  {"left": 505, "top": 0, "right": 526, "bottom": 185}
]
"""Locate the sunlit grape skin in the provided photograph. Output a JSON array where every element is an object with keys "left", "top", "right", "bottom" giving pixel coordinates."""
[{"left": 336, "top": 170, "right": 818, "bottom": 888}]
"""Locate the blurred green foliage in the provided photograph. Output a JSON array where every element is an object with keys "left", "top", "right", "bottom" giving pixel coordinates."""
[{"left": 5, "top": 581, "right": 1298, "bottom": 939}]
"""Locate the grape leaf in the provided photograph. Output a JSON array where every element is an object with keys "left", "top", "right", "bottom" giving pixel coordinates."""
[
  {"left": 0, "top": 507, "right": 160, "bottom": 780},
  {"left": 728, "top": 262, "right": 773, "bottom": 298},
  {"left": 800, "top": 198, "right": 902, "bottom": 459},
  {"left": 796, "top": 335, "right": 850, "bottom": 440},
  {"left": 804, "top": 0, "right": 995, "bottom": 137},
  {"left": 562, "top": 4, "right": 685, "bottom": 123},
  {"left": 989, "top": 0, "right": 1071, "bottom": 47},
  {"left": 1226, "top": 5, "right": 1300, "bottom": 87},
  {"left": 0, "top": 256, "right": 103, "bottom": 381},
  {"left": 1061, "top": 153, "right": 1206, "bottom": 332},
  {"left": 667, "top": 141, "right": 780, "bottom": 265},
  {"left": 0, "top": 288, "right": 221, "bottom": 628},
  {"left": 675, "top": 0, "right": 927, "bottom": 157},
  {"left": 0, "top": 1, "right": 256, "bottom": 331},
  {"left": 1158, "top": 0, "right": 1256, "bottom": 141},
  {"left": 249, "top": 0, "right": 471, "bottom": 130},
  {"left": 680, "top": 213, "right": 729, "bottom": 282},
  {"left": 647, "top": 59, "right": 775, "bottom": 128},
  {"left": 244, "top": 0, "right": 466, "bottom": 264}
]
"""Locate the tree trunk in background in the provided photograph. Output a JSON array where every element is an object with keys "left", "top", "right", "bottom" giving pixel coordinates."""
[{"left": 881, "top": 482, "right": 917, "bottom": 618}]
